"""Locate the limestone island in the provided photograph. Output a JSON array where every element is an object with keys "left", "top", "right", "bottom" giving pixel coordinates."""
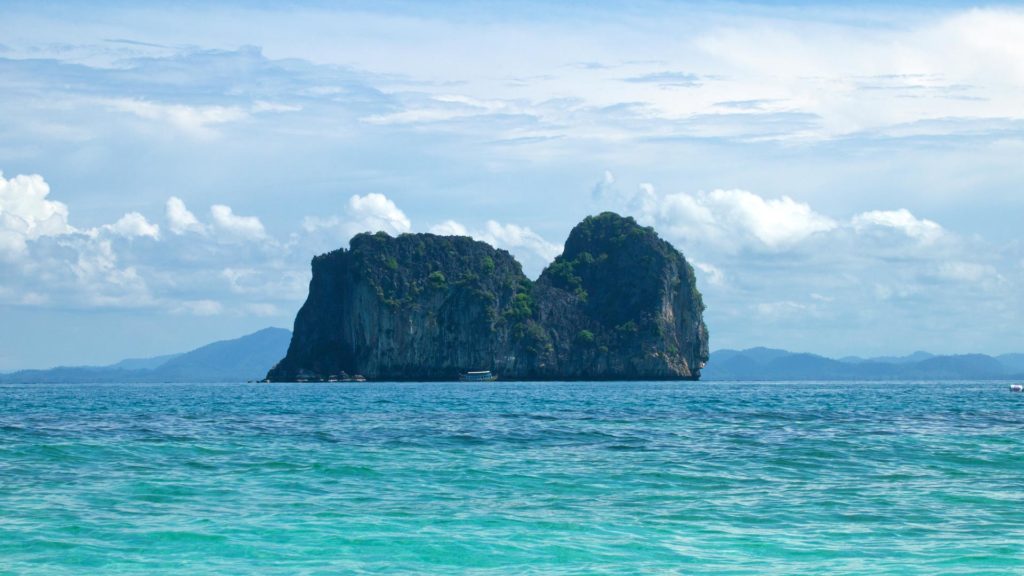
[{"left": 267, "top": 212, "right": 708, "bottom": 381}]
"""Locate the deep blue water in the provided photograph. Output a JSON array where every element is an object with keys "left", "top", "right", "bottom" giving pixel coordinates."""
[{"left": 1, "top": 380, "right": 1022, "bottom": 574}]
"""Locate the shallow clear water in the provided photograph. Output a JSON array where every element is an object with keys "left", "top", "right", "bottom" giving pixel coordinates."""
[{"left": 1, "top": 380, "right": 1022, "bottom": 575}]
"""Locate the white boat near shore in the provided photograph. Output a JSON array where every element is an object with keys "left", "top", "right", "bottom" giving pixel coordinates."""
[{"left": 460, "top": 370, "right": 498, "bottom": 382}]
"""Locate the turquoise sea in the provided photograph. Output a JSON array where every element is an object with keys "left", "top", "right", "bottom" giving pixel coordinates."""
[{"left": 1, "top": 380, "right": 1021, "bottom": 575}]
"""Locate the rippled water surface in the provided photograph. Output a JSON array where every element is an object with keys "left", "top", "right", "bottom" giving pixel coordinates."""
[{"left": 1, "top": 381, "right": 1022, "bottom": 574}]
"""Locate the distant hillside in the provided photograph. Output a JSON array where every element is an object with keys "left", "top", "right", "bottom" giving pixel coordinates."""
[
  {"left": 7, "top": 333, "right": 1021, "bottom": 383},
  {"left": 838, "top": 351, "right": 935, "bottom": 365},
  {"left": 0, "top": 328, "right": 291, "bottom": 383},
  {"left": 703, "top": 348, "right": 1024, "bottom": 381},
  {"left": 997, "top": 353, "right": 1024, "bottom": 373},
  {"left": 107, "top": 353, "right": 182, "bottom": 371}
]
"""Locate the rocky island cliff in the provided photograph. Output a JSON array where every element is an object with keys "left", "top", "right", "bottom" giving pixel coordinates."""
[{"left": 267, "top": 212, "right": 708, "bottom": 381}]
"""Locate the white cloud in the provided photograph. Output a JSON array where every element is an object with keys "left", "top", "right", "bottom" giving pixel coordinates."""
[
  {"left": 622, "top": 184, "right": 836, "bottom": 252},
  {"left": 932, "top": 9, "right": 1024, "bottom": 85},
  {"left": 103, "top": 212, "right": 160, "bottom": 240},
  {"left": 210, "top": 204, "right": 266, "bottom": 240},
  {"left": 936, "top": 261, "right": 1002, "bottom": 284},
  {"left": 431, "top": 219, "right": 562, "bottom": 268},
  {"left": 301, "top": 193, "right": 412, "bottom": 247},
  {"left": 251, "top": 101, "right": 303, "bottom": 113},
  {"left": 689, "top": 8, "right": 1024, "bottom": 140},
  {"left": 481, "top": 220, "right": 563, "bottom": 262},
  {"left": 65, "top": 237, "right": 153, "bottom": 307},
  {"left": 300, "top": 215, "right": 341, "bottom": 234},
  {"left": 0, "top": 171, "right": 73, "bottom": 258},
  {"left": 108, "top": 99, "right": 248, "bottom": 138},
  {"left": 873, "top": 282, "right": 919, "bottom": 302},
  {"left": 347, "top": 193, "right": 411, "bottom": 235},
  {"left": 244, "top": 302, "right": 280, "bottom": 317},
  {"left": 851, "top": 209, "right": 943, "bottom": 243},
  {"left": 173, "top": 299, "right": 224, "bottom": 316},
  {"left": 218, "top": 266, "right": 310, "bottom": 302},
  {"left": 693, "top": 261, "right": 725, "bottom": 286},
  {"left": 614, "top": 180, "right": 947, "bottom": 258},
  {"left": 166, "top": 197, "right": 206, "bottom": 235},
  {"left": 591, "top": 170, "right": 616, "bottom": 200},
  {"left": 696, "top": 189, "right": 836, "bottom": 249},
  {"left": 221, "top": 267, "right": 257, "bottom": 293},
  {"left": 361, "top": 94, "right": 524, "bottom": 126},
  {"left": 755, "top": 300, "right": 812, "bottom": 320},
  {"left": 429, "top": 220, "right": 470, "bottom": 236},
  {"left": 0, "top": 171, "right": 161, "bottom": 308}
]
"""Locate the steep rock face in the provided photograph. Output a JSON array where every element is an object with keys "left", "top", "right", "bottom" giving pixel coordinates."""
[
  {"left": 268, "top": 232, "right": 534, "bottom": 380},
  {"left": 267, "top": 213, "right": 708, "bottom": 381},
  {"left": 529, "top": 212, "right": 709, "bottom": 379}
]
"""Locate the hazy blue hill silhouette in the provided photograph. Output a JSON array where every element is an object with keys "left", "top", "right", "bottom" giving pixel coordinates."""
[
  {"left": 840, "top": 351, "right": 936, "bottom": 365},
  {"left": 715, "top": 347, "right": 791, "bottom": 364},
  {"left": 108, "top": 353, "right": 182, "bottom": 371},
  {"left": 764, "top": 353, "right": 854, "bottom": 380},
  {"left": 908, "top": 354, "right": 1006, "bottom": 379},
  {"left": 0, "top": 328, "right": 291, "bottom": 383},
  {"left": 156, "top": 328, "right": 291, "bottom": 381},
  {"left": 704, "top": 348, "right": 1024, "bottom": 381},
  {"left": 5, "top": 333, "right": 1021, "bottom": 383},
  {"left": 997, "top": 353, "right": 1024, "bottom": 373}
]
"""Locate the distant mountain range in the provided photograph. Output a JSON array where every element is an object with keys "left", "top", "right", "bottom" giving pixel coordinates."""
[
  {"left": 703, "top": 347, "right": 1024, "bottom": 381},
  {"left": 0, "top": 328, "right": 291, "bottom": 384},
  {"left": 4, "top": 332, "right": 1023, "bottom": 383}
]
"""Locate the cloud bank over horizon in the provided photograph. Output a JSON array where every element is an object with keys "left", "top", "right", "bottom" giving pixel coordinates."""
[
  {"left": 2, "top": 1, "right": 1024, "bottom": 368},
  {"left": 3, "top": 166, "right": 1020, "bottom": 370}
]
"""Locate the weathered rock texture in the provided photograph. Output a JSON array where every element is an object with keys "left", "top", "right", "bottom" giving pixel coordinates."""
[{"left": 267, "top": 212, "right": 708, "bottom": 381}]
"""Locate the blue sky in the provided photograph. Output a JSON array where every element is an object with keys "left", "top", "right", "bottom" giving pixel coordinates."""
[{"left": 2, "top": 1, "right": 1023, "bottom": 369}]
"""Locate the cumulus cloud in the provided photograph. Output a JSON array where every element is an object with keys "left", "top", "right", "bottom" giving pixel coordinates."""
[
  {"left": 479, "top": 220, "right": 563, "bottom": 262},
  {"left": 210, "top": 204, "right": 266, "bottom": 240},
  {"left": 0, "top": 171, "right": 315, "bottom": 316},
  {"left": 428, "top": 218, "right": 562, "bottom": 275},
  {"left": 428, "top": 220, "right": 470, "bottom": 236},
  {"left": 103, "top": 212, "right": 160, "bottom": 239},
  {"left": 347, "top": 193, "right": 411, "bottom": 235},
  {"left": 851, "top": 209, "right": 943, "bottom": 243},
  {"left": 302, "top": 193, "right": 412, "bottom": 248},
  {"left": 624, "top": 184, "right": 836, "bottom": 252},
  {"left": 3, "top": 163, "right": 1020, "bottom": 361},
  {"left": 0, "top": 171, "right": 73, "bottom": 258},
  {"left": 166, "top": 197, "right": 206, "bottom": 235},
  {"left": 63, "top": 236, "right": 154, "bottom": 307},
  {"left": 590, "top": 174, "right": 1024, "bottom": 355},
  {"left": 611, "top": 180, "right": 949, "bottom": 257},
  {"left": 0, "top": 171, "right": 162, "bottom": 308}
]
